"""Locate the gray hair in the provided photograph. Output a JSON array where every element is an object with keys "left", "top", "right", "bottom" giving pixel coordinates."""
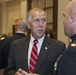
[
  {"left": 15, "top": 18, "right": 28, "bottom": 32},
  {"left": 27, "top": 8, "right": 47, "bottom": 22}
]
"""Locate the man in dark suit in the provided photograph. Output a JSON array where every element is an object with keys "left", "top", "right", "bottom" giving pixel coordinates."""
[
  {"left": 0, "top": 18, "right": 28, "bottom": 69},
  {"left": 4, "top": 8, "right": 65, "bottom": 75},
  {"left": 55, "top": 1, "right": 76, "bottom": 75}
]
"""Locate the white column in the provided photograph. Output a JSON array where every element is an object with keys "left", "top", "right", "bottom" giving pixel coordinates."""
[
  {"left": 1, "top": 2, "right": 7, "bottom": 34},
  {"left": 21, "top": 0, "right": 27, "bottom": 18}
]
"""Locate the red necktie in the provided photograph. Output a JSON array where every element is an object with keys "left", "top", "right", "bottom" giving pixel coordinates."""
[{"left": 29, "top": 39, "right": 38, "bottom": 73}]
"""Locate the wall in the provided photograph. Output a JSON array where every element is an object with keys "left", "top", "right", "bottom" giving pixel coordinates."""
[
  {"left": 0, "top": 4, "right": 2, "bottom": 33},
  {"left": 7, "top": 0, "right": 21, "bottom": 34},
  {"left": 21, "top": 0, "right": 27, "bottom": 18},
  {"left": 58, "top": 0, "right": 70, "bottom": 47}
]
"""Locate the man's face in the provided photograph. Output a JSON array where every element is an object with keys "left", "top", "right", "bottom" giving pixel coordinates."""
[
  {"left": 63, "top": 9, "right": 73, "bottom": 37},
  {"left": 29, "top": 11, "right": 47, "bottom": 39}
]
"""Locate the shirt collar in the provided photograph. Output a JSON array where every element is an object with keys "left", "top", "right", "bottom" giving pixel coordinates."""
[
  {"left": 70, "top": 33, "right": 76, "bottom": 42},
  {"left": 30, "top": 34, "right": 45, "bottom": 44}
]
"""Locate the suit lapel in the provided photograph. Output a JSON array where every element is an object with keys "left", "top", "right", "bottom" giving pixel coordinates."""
[{"left": 34, "top": 36, "right": 51, "bottom": 72}]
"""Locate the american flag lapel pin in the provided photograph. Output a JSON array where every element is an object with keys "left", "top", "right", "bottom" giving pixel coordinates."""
[{"left": 45, "top": 47, "right": 47, "bottom": 50}]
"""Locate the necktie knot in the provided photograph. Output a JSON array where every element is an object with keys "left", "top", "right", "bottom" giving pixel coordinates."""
[{"left": 33, "top": 39, "right": 38, "bottom": 44}]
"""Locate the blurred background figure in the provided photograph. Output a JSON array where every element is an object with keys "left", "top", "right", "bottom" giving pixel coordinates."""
[
  {"left": 0, "top": 18, "right": 28, "bottom": 70},
  {"left": 0, "top": 34, "right": 2, "bottom": 42},
  {"left": 8, "top": 32, "right": 13, "bottom": 37},
  {"left": 0, "top": 34, "right": 7, "bottom": 41},
  {"left": 0, "top": 34, "right": 2, "bottom": 43},
  {"left": 45, "top": 28, "right": 57, "bottom": 39},
  {"left": 0, "top": 34, "right": 2, "bottom": 39}
]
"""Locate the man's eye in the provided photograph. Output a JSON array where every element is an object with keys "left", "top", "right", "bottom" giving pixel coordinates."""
[
  {"left": 34, "top": 19, "right": 39, "bottom": 23},
  {"left": 41, "top": 18, "right": 46, "bottom": 22},
  {"left": 34, "top": 18, "right": 46, "bottom": 23}
]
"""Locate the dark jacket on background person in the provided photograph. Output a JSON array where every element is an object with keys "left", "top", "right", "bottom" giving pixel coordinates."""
[
  {"left": 0, "top": 18, "right": 28, "bottom": 69},
  {"left": 0, "top": 33, "right": 26, "bottom": 69}
]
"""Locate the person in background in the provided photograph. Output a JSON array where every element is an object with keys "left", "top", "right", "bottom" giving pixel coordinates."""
[
  {"left": 0, "top": 33, "right": 7, "bottom": 52},
  {"left": 0, "top": 34, "right": 2, "bottom": 39},
  {"left": 0, "top": 34, "right": 7, "bottom": 41},
  {"left": 55, "top": 0, "right": 76, "bottom": 75},
  {"left": 45, "top": 28, "right": 57, "bottom": 39},
  {"left": 0, "top": 34, "right": 2, "bottom": 42},
  {"left": 0, "top": 18, "right": 28, "bottom": 70},
  {"left": 4, "top": 8, "right": 65, "bottom": 75},
  {"left": 0, "top": 34, "right": 2, "bottom": 43},
  {"left": 8, "top": 32, "right": 13, "bottom": 37}
]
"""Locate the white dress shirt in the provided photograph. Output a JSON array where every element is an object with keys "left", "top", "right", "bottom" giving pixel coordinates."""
[{"left": 28, "top": 34, "right": 45, "bottom": 68}]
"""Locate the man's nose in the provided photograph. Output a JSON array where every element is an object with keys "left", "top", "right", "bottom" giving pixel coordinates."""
[{"left": 38, "top": 20, "right": 43, "bottom": 26}]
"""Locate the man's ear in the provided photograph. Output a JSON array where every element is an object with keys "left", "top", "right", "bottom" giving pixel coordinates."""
[{"left": 70, "top": 12, "right": 76, "bottom": 24}]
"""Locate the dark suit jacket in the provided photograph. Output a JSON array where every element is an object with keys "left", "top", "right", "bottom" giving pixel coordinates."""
[
  {"left": 55, "top": 34, "right": 76, "bottom": 75},
  {"left": 0, "top": 33, "right": 26, "bottom": 69},
  {"left": 55, "top": 48, "right": 76, "bottom": 75},
  {"left": 4, "top": 36, "right": 65, "bottom": 75}
]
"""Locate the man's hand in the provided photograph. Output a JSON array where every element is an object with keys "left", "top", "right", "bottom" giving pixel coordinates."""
[
  {"left": 15, "top": 69, "right": 23, "bottom": 75},
  {"left": 15, "top": 68, "right": 39, "bottom": 75},
  {"left": 22, "top": 70, "right": 39, "bottom": 75}
]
